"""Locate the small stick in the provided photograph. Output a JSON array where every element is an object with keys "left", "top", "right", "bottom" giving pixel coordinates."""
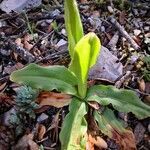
[
  {"left": 115, "top": 71, "right": 131, "bottom": 88},
  {"left": 30, "top": 30, "right": 54, "bottom": 52},
  {"left": 125, "top": 85, "right": 150, "bottom": 96},
  {"left": 53, "top": 0, "right": 61, "bottom": 6},
  {"left": 108, "top": 31, "right": 119, "bottom": 53},
  {"left": 0, "top": 76, "right": 9, "bottom": 83},
  {"left": 35, "top": 48, "right": 68, "bottom": 63},
  {"left": 108, "top": 16, "right": 140, "bottom": 51}
]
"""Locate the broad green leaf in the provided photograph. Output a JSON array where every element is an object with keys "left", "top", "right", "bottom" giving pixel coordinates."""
[
  {"left": 64, "top": 0, "right": 84, "bottom": 58},
  {"left": 69, "top": 33, "right": 101, "bottom": 98},
  {"left": 86, "top": 85, "right": 150, "bottom": 119},
  {"left": 60, "top": 98, "right": 87, "bottom": 150},
  {"left": 95, "top": 108, "right": 137, "bottom": 149},
  {"left": 94, "top": 108, "right": 126, "bottom": 137},
  {"left": 10, "top": 63, "right": 78, "bottom": 95}
]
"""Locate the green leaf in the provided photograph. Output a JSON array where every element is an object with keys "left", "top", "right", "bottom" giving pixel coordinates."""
[
  {"left": 69, "top": 33, "right": 101, "bottom": 98},
  {"left": 94, "top": 108, "right": 126, "bottom": 137},
  {"left": 60, "top": 98, "right": 87, "bottom": 150},
  {"left": 10, "top": 63, "right": 78, "bottom": 95},
  {"left": 86, "top": 85, "right": 150, "bottom": 119},
  {"left": 64, "top": 0, "right": 84, "bottom": 58}
]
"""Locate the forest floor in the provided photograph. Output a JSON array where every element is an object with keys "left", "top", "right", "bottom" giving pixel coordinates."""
[{"left": 0, "top": 0, "right": 150, "bottom": 149}]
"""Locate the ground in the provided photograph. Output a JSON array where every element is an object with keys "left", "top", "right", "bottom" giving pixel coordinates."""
[{"left": 0, "top": 0, "right": 150, "bottom": 149}]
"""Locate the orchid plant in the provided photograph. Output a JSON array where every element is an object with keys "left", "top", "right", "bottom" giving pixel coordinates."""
[{"left": 10, "top": 0, "right": 150, "bottom": 149}]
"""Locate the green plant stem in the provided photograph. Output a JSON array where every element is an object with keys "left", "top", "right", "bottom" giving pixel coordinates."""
[{"left": 23, "top": 12, "right": 36, "bottom": 42}]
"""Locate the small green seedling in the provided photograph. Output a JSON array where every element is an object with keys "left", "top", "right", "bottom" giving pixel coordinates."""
[{"left": 10, "top": 0, "right": 150, "bottom": 149}]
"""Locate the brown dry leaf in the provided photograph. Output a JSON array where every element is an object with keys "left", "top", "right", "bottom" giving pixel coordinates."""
[
  {"left": 119, "top": 11, "right": 126, "bottom": 25},
  {"left": 35, "top": 105, "right": 50, "bottom": 113},
  {"left": 24, "top": 41, "right": 33, "bottom": 51},
  {"left": 37, "top": 92, "right": 72, "bottom": 108},
  {"left": 144, "top": 95, "right": 150, "bottom": 105},
  {"left": 132, "top": 36, "right": 142, "bottom": 46},
  {"left": 15, "top": 38, "right": 23, "bottom": 47},
  {"left": 15, "top": 35, "right": 33, "bottom": 51},
  {"left": 23, "top": 34, "right": 32, "bottom": 42},
  {"left": 36, "top": 124, "right": 46, "bottom": 140},
  {"left": 14, "top": 38, "right": 23, "bottom": 60},
  {"left": 33, "top": 47, "right": 41, "bottom": 56},
  {"left": 0, "top": 93, "right": 14, "bottom": 106},
  {"left": 86, "top": 134, "right": 94, "bottom": 150},
  {"left": 86, "top": 111, "right": 107, "bottom": 150},
  {"left": 0, "top": 82, "right": 7, "bottom": 91},
  {"left": 0, "top": 125, "right": 15, "bottom": 149},
  {"left": 15, "top": 62, "right": 24, "bottom": 70},
  {"left": 12, "top": 52, "right": 19, "bottom": 61},
  {"left": 47, "top": 110, "right": 60, "bottom": 142},
  {"left": 138, "top": 79, "right": 145, "bottom": 92},
  {"left": 88, "top": 101, "right": 100, "bottom": 110},
  {"left": 86, "top": 134, "right": 107, "bottom": 150},
  {"left": 13, "top": 133, "right": 39, "bottom": 150},
  {"left": 88, "top": 80, "right": 96, "bottom": 88},
  {"left": 4, "top": 63, "right": 24, "bottom": 74},
  {"left": 112, "top": 128, "right": 137, "bottom": 150}
]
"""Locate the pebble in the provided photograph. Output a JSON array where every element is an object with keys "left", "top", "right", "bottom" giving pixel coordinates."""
[
  {"left": 132, "top": 9, "right": 139, "bottom": 16},
  {"left": 0, "top": 21, "right": 7, "bottom": 27},
  {"left": 61, "top": 28, "right": 66, "bottom": 36},
  {"left": 0, "top": 49, "right": 11, "bottom": 56},
  {"left": 0, "top": 0, "right": 42, "bottom": 13},
  {"left": 87, "top": 16, "right": 102, "bottom": 29},
  {"left": 133, "top": 29, "right": 141, "bottom": 36},
  {"left": 144, "top": 26, "right": 150, "bottom": 32},
  {"left": 100, "top": 26, "right": 105, "bottom": 32},
  {"left": 146, "top": 21, "right": 150, "bottom": 26},
  {"left": 134, "top": 123, "right": 146, "bottom": 144},
  {"left": 80, "top": 5, "right": 89, "bottom": 10},
  {"left": 51, "top": 9, "right": 61, "bottom": 18},
  {"left": 130, "top": 55, "right": 139, "bottom": 64},
  {"left": 45, "top": 19, "right": 53, "bottom": 24},
  {"left": 56, "top": 39, "right": 67, "bottom": 48},
  {"left": 107, "top": 6, "right": 114, "bottom": 13},
  {"left": 118, "top": 112, "right": 128, "bottom": 121},
  {"left": 37, "top": 113, "right": 48, "bottom": 123}
]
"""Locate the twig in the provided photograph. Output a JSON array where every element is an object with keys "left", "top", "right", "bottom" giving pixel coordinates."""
[
  {"left": 125, "top": 85, "right": 150, "bottom": 96},
  {"left": 115, "top": 71, "right": 131, "bottom": 88},
  {"left": 108, "top": 31, "right": 119, "bottom": 53},
  {"left": 0, "top": 76, "right": 9, "bottom": 83},
  {"left": 53, "top": 0, "right": 61, "bottom": 6},
  {"left": 30, "top": 30, "right": 54, "bottom": 52},
  {"left": 23, "top": 12, "right": 35, "bottom": 42},
  {"left": 108, "top": 16, "right": 140, "bottom": 51},
  {"left": 35, "top": 48, "right": 68, "bottom": 63},
  {"left": 43, "top": 147, "right": 56, "bottom": 150},
  {"left": 28, "top": 11, "right": 63, "bottom": 21}
]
